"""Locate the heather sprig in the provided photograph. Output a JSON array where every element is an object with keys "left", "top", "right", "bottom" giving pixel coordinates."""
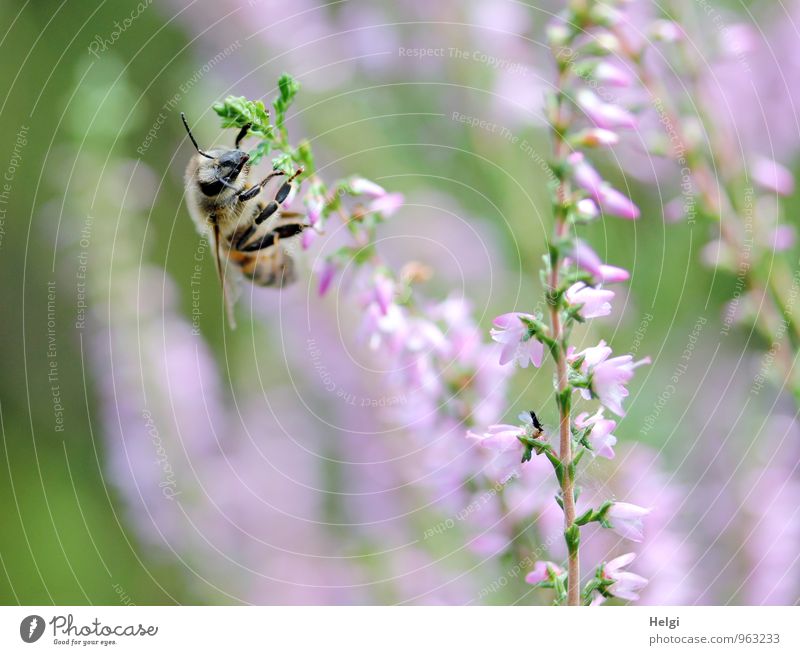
[{"left": 472, "top": 0, "right": 651, "bottom": 605}]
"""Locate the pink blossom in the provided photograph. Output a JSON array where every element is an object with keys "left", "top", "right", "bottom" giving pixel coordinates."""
[
  {"left": 650, "top": 20, "right": 684, "bottom": 43},
  {"left": 565, "top": 282, "right": 614, "bottom": 318},
  {"left": 525, "top": 560, "right": 564, "bottom": 585},
  {"left": 603, "top": 553, "right": 648, "bottom": 601},
  {"left": 568, "top": 152, "right": 603, "bottom": 197},
  {"left": 591, "top": 354, "right": 650, "bottom": 416},
  {"left": 369, "top": 192, "right": 404, "bottom": 217},
  {"left": 490, "top": 313, "right": 544, "bottom": 368},
  {"left": 304, "top": 188, "right": 325, "bottom": 225},
  {"left": 350, "top": 177, "right": 386, "bottom": 197},
  {"left": 769, "top": 225, "right": 796, "bottom": 252},
  {"left": 568, "top": 154, "right": 640, "bottom": 219},
  {"left": 574, "top": 408, "right": 617, "bottom": 459},
  {"left": 574, "top": 128, "right": 620, "bottom": 147},
  {"left": 359, "top": 303, "right": 407, "bottom": 352},
  {"left": 607, "top": 502, "right": 651, "bottom": 542},
  {"left": 569, "top": 240, "right": 630, "bottom": 283},
  {"left": 720, "top": 23, "right": 759, "bottom": 57},
  {"left": 467, "top": 424, "right": 526, "bottom": 476},
  {"left": 571, "top": 341, "right": 649, "bottom": 416},
  {"left": 598, "top": 184, "right": 640, "bottom": 220},
  {"left": 318, "top": 261, "right": 337, "bottom": 296},
  {"left": 593, "top": 61, "right": 632, "bottom": 87},
  {"left": 301, "top": 228, "right": 318, "bottom": 250},
  {"left": 373, "top": 273, "right": 395, "bottom": 315},
  {"left": 576, "top": 198, "right": 599, "bottom": 219},
  {"left": 576, "top": 89, "right": 637, "bottom": 130},
  {"left": 467, "top": 423, "right": 524, "bottom": 453},
  {"left": 751, "top": 157, "right": 795, "bottom": 196}
]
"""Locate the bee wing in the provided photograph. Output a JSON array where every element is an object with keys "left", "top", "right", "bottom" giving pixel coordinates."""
[{"left": 213, "top": 223, "right": 241, "bottom": 329}]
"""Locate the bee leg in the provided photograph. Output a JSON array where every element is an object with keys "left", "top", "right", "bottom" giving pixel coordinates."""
[
  {"left": 234, "top": 123, "right": 251, "bottom": 149},
  {"left": 239, "top": 222, "right": 306, "bottom": 253},
  {"left": 237, "top": 171, "right": 285, "bottom": 202},
  {"left": 251, "top": 168, "right": 305, "bottom": 225},
  {"left": 234, "top": 223, "right": 257, "bottom": 249},
  {"left": 254, "top": 201, "right": 279, "bottom": 226}
]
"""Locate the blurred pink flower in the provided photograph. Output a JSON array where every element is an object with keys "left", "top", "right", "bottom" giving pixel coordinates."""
[
  {"left": 574, "top": 408, "right": 617, "bottom": 459},
  {"left": 318, "top": 260, "right": 337, "bottom": 296},
  {"left": 751, "top": 157, "right": 795, "bottom": 196},
  {"left": 350, "top": 177, "right": 386, "bottom": 197},
  {"left": 577, "top": 89, "right": 637, "bottom": 130},
  {"left": 369, "top": 192, "right": 404, "bottom": 217},
  {"left": 769, "top": 225, "right": 796, "bottom": 252},
  {"left": 598, "top": 184, "right": 640, "bottom": 220},
  {"left": 576, "top": 198, "right": 599, "bottom": 219},
  {"left": 569, "top": 152, "right": 603, "bottom": 196},
  {"left": 603, "top": 553, "right": 648, "bottom": 601},
  {"left": 565, "top": 282, "right": 614, "bottom": 318},
  {"left": 569, "top": 240, "right": 630, "bottom": 283},
  {"left": 607, "top": 502, "right": 651, "bottom": 542},
  {"left": 572, "top": 341, "right": 649, "bottom": 416},
  {"left": 490, "top": 312, "right": 544, "bottom": 368},
  {"left": 593, "top": 61, "right": 633, "bottom": 87},
  {"left": 525, "top": 560, "right": 564, "bottom": 585},
  {"left": 373, "top": 273, "right": 395, "bottom": 315},
  {"left": 467, "top": 423, "right": 526, "bottom": 477}
]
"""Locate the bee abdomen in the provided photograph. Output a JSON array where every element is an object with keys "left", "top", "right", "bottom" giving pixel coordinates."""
[{"left": 240, "top": 251, "right": 297, "bottom": 288}]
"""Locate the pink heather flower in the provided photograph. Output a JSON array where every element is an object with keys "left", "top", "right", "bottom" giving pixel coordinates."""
[
  {"left": 576, "top": 89, "right": 637, "bottom": 130},
  {"left": 751, "top": 157, "right": 795, "bottom": 196},
  {"left": 576, "top": 198, "right": 599, "bottom": 220},
  {"left": 525, "top": 561, "right": 564, "bottom": 585},
  {"left": 571, "top": 341, "right": 649, "bottom": 416},
  {"left": 593, "top": 61, "right": 632, "bottom": 87},
  {"left": 607, "top": 502, "right": 651, "bottom": 542},
  {"left": 568, "top": 154, "right": 640, "bottom": 219},
  {"left": 301, "top": 228, "right": 318, "bottom": 250},
  {"left": 350, "top": 177, "right": 386, "bottom": 197},
  {"left": 770, "top": 225, "right": 796, "bottom": 252},
  {"left": 650, "top": 19, "right": 684, "bottom": 43},
  {"left": 574, "top": 408, "right": 617, "bottom": 459},
  {"left": 598, "top": 184, "right": 640, "bottom": 219},
  {"left": 318, "top": 261, "right": 337, "bottom": 296},
  {"left": 589, "top": 591, "right": 606, "bottom": 606},
  {"left": 574, "top": 128, "right": 620, "bottom": 148},
  {"left": 568, "top": 152, "right": 603, "bottom": 197},
  {"left": 359, "top": 303, "right": 407, "bottom": 352},
  {"left": 720, "top": 23, "right": 759, "bottom": 58},
  {"left": 490, "top": 313, "right": 544, "bottom": 368},
  {"left": 569, "top": 240, "right": 630, "bottom": 284},
  {"left": 565, "top": 282, "right": 614, "bottom": 319},
  {"left": 570, "top": 339, "right": 612, "bottom": 368},
  {"left": 603, "top": 553, "right": 648, "bottom": 601},
  {"left": 304, "top": 188, "right": 325, "bottom": 226},
  {"left": 373, "top": 273, "right": 395, "bottom": 315},
  {"left": 591, "top": 354, "right": 650, "bottom": 416},
  {"left": 467, "top": 424, "right": 523, "bottom": 452},
  {"left": 467, "top": 423, "right": 526, "bottom": 476},
  {"left": 369, "top": 192, "right": 404, "bottom": 217}
]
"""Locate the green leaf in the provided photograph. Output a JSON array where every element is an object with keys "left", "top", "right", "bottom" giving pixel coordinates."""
[
  {"left": 271, "top": 152, "right": 293, "bottom": 175},
  {"left": 213, "top": 96, "right": 272, "bottom": 137}
]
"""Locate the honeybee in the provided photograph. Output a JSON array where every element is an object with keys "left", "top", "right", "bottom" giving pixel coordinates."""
[{"left": 181, "top": 112, "right": 307, "bottom": 327}]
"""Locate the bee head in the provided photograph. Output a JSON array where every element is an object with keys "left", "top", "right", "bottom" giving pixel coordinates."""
[
  {"left": 182, "top": 113, "right": 251, "bottom": 196},
  {"left": 216, "top": 149, "right": 250, "bottom": 181}
]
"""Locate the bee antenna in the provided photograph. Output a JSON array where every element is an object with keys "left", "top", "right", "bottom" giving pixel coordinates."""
[{"left": 180, "top": 112, "right": 214, "bottom": 159}]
